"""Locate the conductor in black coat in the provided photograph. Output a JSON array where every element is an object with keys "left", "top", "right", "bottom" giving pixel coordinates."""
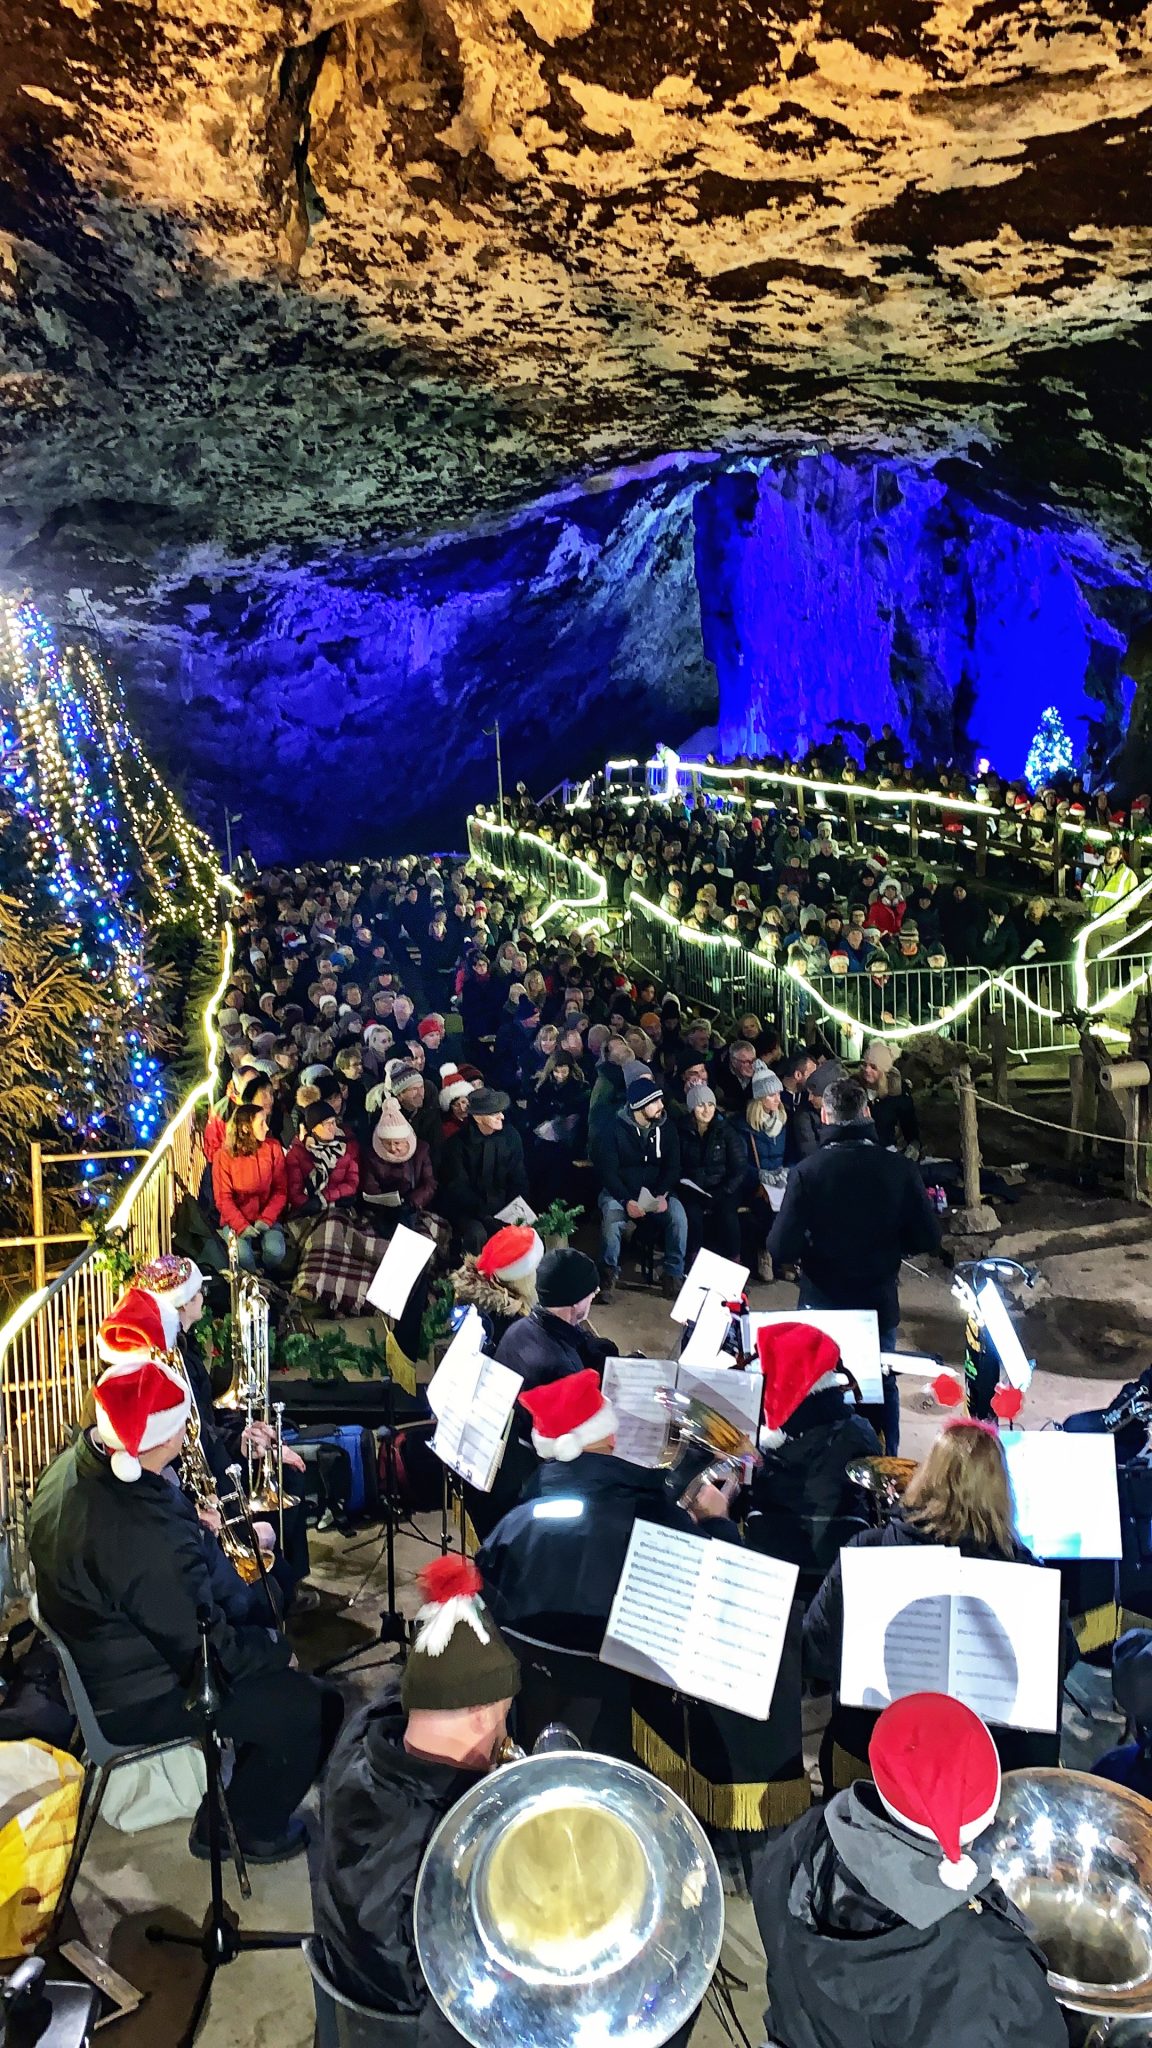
[{"left": 768, "top": 1074, "right": 941, "bottom": 1451}]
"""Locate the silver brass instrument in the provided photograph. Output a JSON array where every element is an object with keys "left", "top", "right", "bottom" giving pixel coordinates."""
[
  {"left": 414, "top": 1747, "right": 723, "bottom": 2048},
  {"left": 988, "top": 1769, "right": 1152, "bottom": 2039},
  {"left": 845, "top": 1454, "right": 919, "bottom": 1525},
  {"left": 236, "top": 1273, "right": 297, "bottom": 1547}
]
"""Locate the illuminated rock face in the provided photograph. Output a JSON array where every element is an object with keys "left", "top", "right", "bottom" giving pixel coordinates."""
[{"left": 1, "top": 0, "right": 1151, "bottom": 851}]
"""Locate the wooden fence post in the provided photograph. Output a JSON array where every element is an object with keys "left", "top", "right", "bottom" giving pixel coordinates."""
[{"left": 951, "top": 1064, "right": 998, "bottom": 1234}]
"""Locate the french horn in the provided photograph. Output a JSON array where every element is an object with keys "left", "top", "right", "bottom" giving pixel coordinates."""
[
  {"left": 414, "top": 1748, "right": 724, "bottom": 2048},
  {"left": 988, "top": 1769, "right": 1152, "bottom": 2041}
]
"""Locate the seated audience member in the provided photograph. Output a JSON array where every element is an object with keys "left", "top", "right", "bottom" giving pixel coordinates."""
[
  {"left": 746, "top": 1324, "right": 880, "bottom": 1571},
  {"left": 744, "top": 1063, "right": 789, "bottom": 1281},
  {"left": 713, "top": 1038, "right": 759, "bottom": 1116},
  {"left": 974, "top": 904, "right": 1021, "bottom": 971},
  {"left": 285, "top": 1099, "right": 360, "bottom": 1217},
  {"left": 803, "top": 1422, "right": 1062, "bottom": 1787},
  {"left": 528, "top": 1048, "right": 591, "bottom": 1207},
  {"left": 438, "top": 1088, "right": 530, "bottom": 1254},
  {"left": 478, "top": 1371, "right": 739, "bottom": 1653},
  {"left": 753, "top": 1692, "right": 1067, "bottom": 2048},
  {"left": 858, "top": 1039, "right": 919, "bottom": 1153},
  {"left": 388, "top": 1059, "right": 444, "bottom": 1169},
  {"left": 789, "top": 1059, "right": 842, "bottom": 1162},
  {"left": 1091, "top": 1630, "right": 1152, "bottom": 1798},
  {"left": 313, "top": 1557, "right": 520, "bottom": 2033},
  {"left": 29, "top": 1292, "right": 341, "bottom": 1862},
  {"left": 589, "top": 1072, "right": 687, "bottom": 1303},
  {"left": 211, "top": 1102, "right": 289, "bottom": 1275},
  {"left": 451, "top": 1224, "right": 543, "bottom": 1353},
  {"left": 676, "top": 1083, "right": 749, "bottom": 1265},
  {"left": 437, "top": 1064, "right": 475, "bottom": 1145},
  {"left": 360, "top": 1094, "right": 437, "bottom": 1223}
]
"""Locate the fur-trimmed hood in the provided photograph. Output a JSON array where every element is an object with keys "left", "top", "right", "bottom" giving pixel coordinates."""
[{"left": 450, "top": 1261, "right": 534, "bottom": 1321}]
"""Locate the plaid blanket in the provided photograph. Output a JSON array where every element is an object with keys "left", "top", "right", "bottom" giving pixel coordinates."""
[{"left": 290, "top": 1213, "right": 384, "bottom": 1317}]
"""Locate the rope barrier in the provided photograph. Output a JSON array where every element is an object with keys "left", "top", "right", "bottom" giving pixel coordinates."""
[{"left": 972, "top": 1091, "right": 1134, "bottom": 1146}]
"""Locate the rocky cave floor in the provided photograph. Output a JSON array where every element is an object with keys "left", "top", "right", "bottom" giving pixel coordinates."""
[{"left": 55, "top": 1137, "right": 1145, "bottom": 2048}]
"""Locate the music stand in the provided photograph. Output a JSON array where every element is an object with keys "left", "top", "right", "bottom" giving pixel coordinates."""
[
  {"left": 146, "top": 1612, "right": 303, "bottom": 2047},
  {"left": 311, "top": 1378, "right": 433, "bottom": 1678}
]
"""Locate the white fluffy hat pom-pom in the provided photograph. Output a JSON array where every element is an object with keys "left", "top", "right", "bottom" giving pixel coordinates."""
[
  {"left": 110, "top": 1450, "right": 143, "bottom": 1483},
  {"left": 938, "top": 1853, "right": 978, "bottom": 1891}
]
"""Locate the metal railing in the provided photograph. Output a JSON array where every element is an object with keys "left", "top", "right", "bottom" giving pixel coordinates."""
[
  {"left": 0, "top": 932, "right": 231, "bottom": 1587},
  {"left": 467, "top": 814, "right": 1152, "bottom": 1066}
]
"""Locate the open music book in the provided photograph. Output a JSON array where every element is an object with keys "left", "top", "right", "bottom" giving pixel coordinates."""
[
  {"left": 602, "top": 1358, "right": 762, "bottom": 1466},
  {"left": 600, "top": 1521, "right": 798, "bottom": 1720},
  {"left": 839, "top": 1546, "right": 1061, "bottom": 1732},
  {"left": 431, "top": 1357, "right": 524, "bottom": 1492}
]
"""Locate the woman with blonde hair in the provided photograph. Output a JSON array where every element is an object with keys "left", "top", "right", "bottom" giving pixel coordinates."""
[{"left": 803, "top": 1421, "right": 1060, "bottom": 1788}]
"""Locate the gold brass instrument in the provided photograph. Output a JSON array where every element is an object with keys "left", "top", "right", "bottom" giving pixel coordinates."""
[
  {"left": 171, "top": 1354, "right": 263, "bottom": 1585},
  {"left": 655, "top": 1389, "right": 758, "bottom": 1510},
  {"left": 988, "top": 1769, "right": 1152, "bottom": 2040},
  {"left": 235, "top": 1273, "right": 297, "bottom": 1548},
  {"left": 414, "top": 1744, "right": 723, "bottom": 2048},
  {"left": 845, "top": 1454, "right": 918, "bottom": 1524}
]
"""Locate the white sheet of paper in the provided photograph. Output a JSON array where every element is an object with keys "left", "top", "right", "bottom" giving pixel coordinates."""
[
  {"left": 751, "top": 1309, "right": 883, "bottom": 1404},
  {"left": 426, "top": 1308, "right": 487, "bottom": 1420},
  {"left": 365, "top": 1222, "right": 435, "bottom": 1318},
  {"left": 764, "top": 1181, "right": 786, "bottom": 1213},
  {"left": 881, "top": 1351, "right": 946, "bottom": 1378},
  {"left": 679, "top": 1289, "right": 734, "bottom": 1369},
  {"left": 976, "top": 1279, "right": 1034, "bottom": 1391},
  {"left": 677, "top": 1365, "right": 762, "bottom": 1438},
  {"left": 839, "top": 1546, "right": 1061, "bottom": 1732},
  {"left": 602, "top": 1359, "right": 675, "bottom": 1468},
  {"left": 635, "top": 1186, "right": 662, "bottom": 1216},
  {"left": 1002, "top": 1430, "right": 1122, "bottom": 1561},
  {"left": 495, "top": 1196, "right": 537, "bottom": 1227},
  {"left": 600, "top": 1521, "right": 798, "bottom": 1719},
  {"left": 671, "top": 1249, "right": 750, "bottom": 1324},
  {"left": 432, "top": 1357, "right": 524, "bottom": 1492}
]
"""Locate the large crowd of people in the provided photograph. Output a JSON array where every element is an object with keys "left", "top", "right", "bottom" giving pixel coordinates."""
[{"left": 23, "top": 763, "right": 1152, "bottom": 2048}]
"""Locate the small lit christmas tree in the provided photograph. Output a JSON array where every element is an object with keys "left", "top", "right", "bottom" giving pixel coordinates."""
[{"left": 1024, "top": 705, "right": 1074, "bottom": 791}]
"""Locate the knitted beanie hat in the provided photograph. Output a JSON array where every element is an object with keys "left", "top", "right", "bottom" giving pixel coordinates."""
[{"left": 401, "top": 1557, "right": 521, "bottom": 1712}]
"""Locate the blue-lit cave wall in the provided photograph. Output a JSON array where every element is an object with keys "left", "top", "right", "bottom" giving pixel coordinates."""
[
  {"left": 114, "top": 451, "right": 1148, "bottom": 861},
  {"left": 697, "top": 457, "right": 1139, "bottom": 775}
]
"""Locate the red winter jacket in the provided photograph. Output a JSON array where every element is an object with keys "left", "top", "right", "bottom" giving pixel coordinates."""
[
  {"left": 203, "top": 1111, "right": 228, "bottom": 1163},
  {"left": 867, "top": 899, "right": 905, "bottom": 937},
  {"left": 212, "top": 1139, "right": 288, "bottom": 1233},
  {"left": 284, "top": 1136, "right": 361, "bottom": 1215}
]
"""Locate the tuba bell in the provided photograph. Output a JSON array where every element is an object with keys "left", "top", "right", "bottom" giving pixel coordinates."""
[
  {"left": 988, "top": 1769, "right": 1152, "bottom": 2042},
  {"left": 414, "top": 1747, "right": 724, "bottom": 2048}
]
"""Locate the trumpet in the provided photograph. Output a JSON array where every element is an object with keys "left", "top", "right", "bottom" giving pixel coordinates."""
[{"left": 236, "top": 1275, "right": 297, "bottom": 1549}]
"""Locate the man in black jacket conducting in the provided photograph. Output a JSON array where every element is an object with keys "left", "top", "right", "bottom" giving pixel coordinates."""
[
  {"left": 28, "top": 1290, "right": 341, "bottom": 1862},
  {"left": 768, "top": 1075, "right": 941, "bottom": 1451},
  {"left": 313, "top": 1554, "right": 521, "bottom": 2041},
  {"left": 590, "top": 1072, "right": 687, "bottom": 1303}
]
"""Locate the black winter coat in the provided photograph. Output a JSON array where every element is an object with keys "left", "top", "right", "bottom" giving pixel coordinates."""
[
  {"left": 746, "top": 1387, "right": 880, "bottom": 1564},
  {"left": 28, "top": 1433, "right": 291, "bottom": 1718},
  {"left": 479, "top": 1310, "right": 622, "bottom": 1533},
  {"left": 753, "top": 1793, "right": 1067, "bottom": 2048},
  {"left": 590, "top": 1105, "right": 681, "bottom": 1206},
  {"left": 438, "top": 1121, "right": 528, "bottom": 1223},
  {"left": 478, "top": 1453, "right": 739, "bottom": 1653},
  {"left": 768, "top": 1121, "right": 940, "bottom": 1326},
  {"left": 313, "top": 1683, "right": 480, "bottom": 2042},
  {"left": 677, "top": 1112, "right": 750, "bottom": 1202}
]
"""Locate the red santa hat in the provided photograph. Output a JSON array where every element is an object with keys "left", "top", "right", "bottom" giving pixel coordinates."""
[
  {"left": 93, "top": 1344, "right": 192, "bottom": 1485},
  {"left": 518, "top": 1368, "right": 617, "bottom": 1462},
  {"left": 96, "top": 1285, "right": 180, "bottom": 1366},
  {"left": 756, "top": 1322, "right": 845, "bottom": 1448},
  {"left": 475, "top": 1224, "right": 544, "bottom": 1286},
  {"left": 870, "top": 1692, "right": 1001, "bottom": 1890}
]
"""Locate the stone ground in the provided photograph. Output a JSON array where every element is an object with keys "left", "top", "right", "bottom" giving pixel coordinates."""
[{"left": 60, "top": 1202, "right": 1141, "bottom": 2046}]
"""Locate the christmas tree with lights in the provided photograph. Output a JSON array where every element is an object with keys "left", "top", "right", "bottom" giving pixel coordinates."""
[
  {"left": 0, "top": 599, "right": 220, "bottom": 1228},
  {"left": 1024, "top": 705, "right": 1075, "bottom": 791}
]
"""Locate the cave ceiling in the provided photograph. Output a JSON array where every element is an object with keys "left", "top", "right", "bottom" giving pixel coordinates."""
[{"left": 0, "top": 0, "right": 1150, "bottom": 641}]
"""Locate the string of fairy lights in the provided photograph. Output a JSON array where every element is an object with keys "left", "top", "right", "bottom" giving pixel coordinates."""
[{"left": 0, "top": 598, "right": 221, "bottom": 1181}]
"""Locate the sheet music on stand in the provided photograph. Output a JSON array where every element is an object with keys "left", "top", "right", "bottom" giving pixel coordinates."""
[
  {"left": 601, "top": 1359, "right": 675, "bottom": 1468},
  {"left": 671, "top": 1249, "right": 749, "bottom": 1325},
  {"left": 750, "top": 1308, "right": 883, "bottom": 1403},
  {"left": 676, "top": 1365, "right": 762, "bottom": 1438},
  {"left": 600, "top": 1521, "right": 798, "bottom": 1720},
  {"left": 679, "top": 1289, "right": 735, "bottom": 1370},
  {"left": 432, "top": 1357, "right": 524, "bottom": 1493},
  {"left": 839, "top": 1545, "right": 1061, "bottom": 1732},
  {"left": 1001, "top": 1429, "right": 1122, "bottom": 1561},
  {"left": 426, "top": 1307, "right": 487, "bottom": 1420}
]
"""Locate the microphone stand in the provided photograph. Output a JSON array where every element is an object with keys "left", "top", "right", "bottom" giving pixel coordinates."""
[{"left": 146, "top": 1611, "right": 303, "bottom": 2047}]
